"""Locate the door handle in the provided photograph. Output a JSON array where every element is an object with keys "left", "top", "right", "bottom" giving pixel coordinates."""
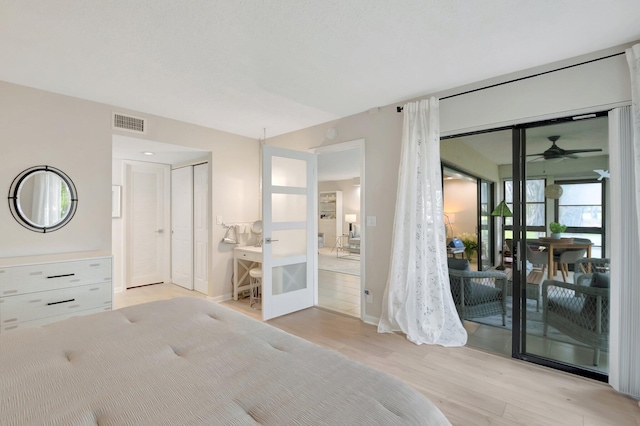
[
  {"left": 155, "top": 229, "right": 163, "bottom": 234},
  {"left": 265, "top": 237, "right": 279, "bottom": 244}
]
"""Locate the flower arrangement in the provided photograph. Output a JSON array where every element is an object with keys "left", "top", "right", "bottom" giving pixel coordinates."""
[
  {"left": 549, "top": 222, "right": 567, "bottom": 234},
  {"left": 459, "top": 232, "right": 478, "bottom": 260}
]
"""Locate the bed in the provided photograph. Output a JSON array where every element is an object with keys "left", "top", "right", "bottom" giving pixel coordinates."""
[{"left": 0, "top": 297, "right": 450, "bottom": 425}]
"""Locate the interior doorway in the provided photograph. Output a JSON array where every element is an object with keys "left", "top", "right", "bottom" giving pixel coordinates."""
[
  {"left": 313, "top": 140, "right": 364, "bottom": 319},
  {"left": 112, "top": 135, "right": 209, "bottom": 294}
]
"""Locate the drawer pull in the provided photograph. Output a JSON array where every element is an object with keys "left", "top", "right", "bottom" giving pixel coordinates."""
[
  {"left": 47, "top": 298, "right": 76, "bottom": 306},
  {"left": 46, "top": 273, "right": 75, "bottom": 279}
]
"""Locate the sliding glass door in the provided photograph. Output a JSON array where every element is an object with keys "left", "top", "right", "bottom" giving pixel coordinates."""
[
  {"left": 442, "top": 112, "right": 609, "bottom": 381},
  {"left": 517, "top": 114, "right": 609, "bottom": 380}
]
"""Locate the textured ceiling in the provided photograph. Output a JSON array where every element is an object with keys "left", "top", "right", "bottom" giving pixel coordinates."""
[{"left": 1, "top": 1, "right": 639, "bottom": 139}]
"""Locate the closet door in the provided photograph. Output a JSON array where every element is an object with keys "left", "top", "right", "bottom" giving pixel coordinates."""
[
  {"left": 193, "top": 164, "right": 208, "bottom": 294},
  {"left": 171, "top": 166, "right": 193, "bottom": 290}
]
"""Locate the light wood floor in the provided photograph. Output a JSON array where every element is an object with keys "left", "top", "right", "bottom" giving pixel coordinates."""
[
  {"left": 317, "top": 269, "right": 360, "bottom": 317},
  {"left": 114, "top": 283, "right": 640, "bottom": 426}
]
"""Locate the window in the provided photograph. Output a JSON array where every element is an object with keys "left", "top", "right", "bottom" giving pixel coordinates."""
[
  {"left": 556, "top": 180, "right": 604, "bottom": 257},
  {"left": 504, "top": 179, "right": 546, "bottom": 233}
]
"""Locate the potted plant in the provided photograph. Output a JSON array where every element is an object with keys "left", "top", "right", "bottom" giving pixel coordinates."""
[
  {"left": 549, "top": 222, "right": 567, "bottom": 239},
  {"left": 459, "top": 232, "right": 479, "bottom": 261}
]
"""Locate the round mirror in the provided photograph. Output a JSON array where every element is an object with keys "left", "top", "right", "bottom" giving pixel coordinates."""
[
  {"left": 251, "top": 220, "right": 263, "bottom": 247},
  {"left": 8, "top": 166, "right": 78, "bottom": 233}
]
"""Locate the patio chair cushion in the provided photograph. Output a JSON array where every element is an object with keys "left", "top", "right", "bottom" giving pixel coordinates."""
[
  {"left": 447, "top": 258, "right": 470, "bottom": 271},
  {"left": 465, "top": 282, "right": 502, "bottom": 306},
  {"left": 590, "top": 272, "right": 610, "bottom": 288}
]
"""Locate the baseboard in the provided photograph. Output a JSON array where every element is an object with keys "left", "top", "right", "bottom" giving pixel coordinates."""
[
  {"left": 363, "top": 314, "right": 380, "bottom": 326},
  {"left": 210, "top": 293, "right": 232, "bottom": 303}
]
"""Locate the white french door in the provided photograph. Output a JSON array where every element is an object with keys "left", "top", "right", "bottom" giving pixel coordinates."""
[
  {"left": 171, "top": 166, "right": 194, "bottom": 290},
  {"left": 262, "top": 145, "right": 317, "bottom": 321}
]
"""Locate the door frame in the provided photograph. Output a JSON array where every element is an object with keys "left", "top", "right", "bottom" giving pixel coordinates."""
[
  {"left": 123, "top": 160, "right": 171, "bottom": 288},
  {"left": 311, "top": 139, "right": 366, "bottom": 320}
]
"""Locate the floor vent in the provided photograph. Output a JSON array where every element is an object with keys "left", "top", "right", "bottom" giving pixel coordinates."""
[{"left": 113, "top": 113, "right": 145, "bottom": 134}]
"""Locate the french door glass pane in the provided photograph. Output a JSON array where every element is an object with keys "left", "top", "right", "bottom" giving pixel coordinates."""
[
  {"left": 272, "top": 193, "right": 306, "bottom": 223},
  {"left": 272, "top": 263, "right": 307, "bottom": 295},
  {"left": 272, "top": 156, "right": 307, "bottom": 187}
]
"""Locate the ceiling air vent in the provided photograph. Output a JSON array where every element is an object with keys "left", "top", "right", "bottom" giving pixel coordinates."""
[{"left": 113, "top": 113, "right": 145, "bottom": 134}]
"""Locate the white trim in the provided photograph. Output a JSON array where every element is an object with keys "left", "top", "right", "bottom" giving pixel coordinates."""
[
  {"left": 312, "top": 138, "right": 366, "bottom": 321},
  {"left": 363, "top": 314, "right": 379, "bottom": 326},
  {"left": 210, "top": 293, "right": 232, "bottom": 303}
]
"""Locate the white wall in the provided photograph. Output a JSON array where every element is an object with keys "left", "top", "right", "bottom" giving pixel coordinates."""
[
  {"left": 443, "top": 180, "right": 477, "bottom": 238},
  {"left": 0, "top": 81, "right": 112, "bottom": 257},
  {"left": 0, "top": 81, "right": 260, "bottom": 300},
  {"left": 441, "top": 139, "right": 500, "bottom": 183},
  {"left": 266, "top": 43, "right": 634, "bottom": 321}
]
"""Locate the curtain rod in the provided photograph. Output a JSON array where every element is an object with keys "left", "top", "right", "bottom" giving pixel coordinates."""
[{"left": 396, "top": 51, "right": 625, "bottom": 112}]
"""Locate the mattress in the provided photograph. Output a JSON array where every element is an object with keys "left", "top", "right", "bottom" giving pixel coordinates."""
[{"left": 0, "top": 297, "right": 450, "bottom": 425}]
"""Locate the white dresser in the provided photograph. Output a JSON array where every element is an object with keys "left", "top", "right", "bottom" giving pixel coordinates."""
[{"left": 0, "top": 251, "right": 113, "bottom": 333}]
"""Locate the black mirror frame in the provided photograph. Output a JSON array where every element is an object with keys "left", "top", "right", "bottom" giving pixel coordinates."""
[{"left": 8, "top": 165, "right": 78, "bottom": 233}]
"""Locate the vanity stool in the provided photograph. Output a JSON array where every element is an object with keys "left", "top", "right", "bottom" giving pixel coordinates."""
[{"left": 249, "top": 268, "right": 262, "bottom": 309}]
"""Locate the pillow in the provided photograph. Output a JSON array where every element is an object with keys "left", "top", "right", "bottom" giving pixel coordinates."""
[
  {"left": 447, "top": 258, "right": 470, "bottom": 271},
  {"left": 590, "top": 272, "right": 610, "bottom": 289},
  {"left": 353, "top": 224, "right": 361, "bottom": 237}
]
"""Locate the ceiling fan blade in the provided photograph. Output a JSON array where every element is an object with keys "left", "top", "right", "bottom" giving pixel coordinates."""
[
  {"left": 526, "top": 152, "right": 546, "bottom": 157},
  {"left": 527, "top": 155, "right": 545, "bottom": 162},
  {"left": 562, "top": 148, "right": 603, "bottom": 155}
]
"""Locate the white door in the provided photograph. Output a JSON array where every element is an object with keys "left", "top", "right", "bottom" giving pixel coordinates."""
[
  {"left": 193, "top": 163, "right": 209, "bottom": 294},
  {"left": 126, "top": 162, "right": 169, "bottom": 288},
  {"left": 171, "top": 166, "right": 193, "bottom": 290},
  {"left": 262, "top": 145, "right": 317, "bottom": 321}
]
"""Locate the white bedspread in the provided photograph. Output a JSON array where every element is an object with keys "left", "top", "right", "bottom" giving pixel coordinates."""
[{"left": 0, "top": 297, "right": 450, "bottom": 425}]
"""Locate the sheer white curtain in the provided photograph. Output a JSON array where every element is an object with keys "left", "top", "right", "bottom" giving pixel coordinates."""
[
  {"left": 609, "top": 44, "right": 640, "bottom": 399},
  {"left": 608, "top": 44, "right": 640, "bottom": 401},
  {"left": 629, "top": 44, "right": 640, "bottom": 242},
  {"left": 378, "top": 98, "right": 467, "bottom": 347}
]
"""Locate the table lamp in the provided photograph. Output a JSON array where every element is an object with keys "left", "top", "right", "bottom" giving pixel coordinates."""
[
  {"left": 491, "top": 200, "right": 513, "bottom": 270},
  {"left": 345, "top": 214, "right": 356, "bottom": 236}
]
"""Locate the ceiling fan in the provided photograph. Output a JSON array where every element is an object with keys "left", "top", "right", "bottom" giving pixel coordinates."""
[{"left": 527, "top": 135, "right": 603, "bottom": 161}]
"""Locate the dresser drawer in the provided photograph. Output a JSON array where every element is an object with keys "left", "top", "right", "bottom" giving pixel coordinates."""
[
  {"left": 0, "top": 258, "right": 112, "bottom": 296},
  {"left": 1, "top": 306, "right": 111, "bottom": 333},
  {"left": 0, "top": 282, "right": 112, "bottom": 326},
  {"left": 236, "top": 250, "right": 262, "bottom": 263}
]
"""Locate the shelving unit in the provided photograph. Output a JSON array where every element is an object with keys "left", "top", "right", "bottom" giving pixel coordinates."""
[{"left": 319, "top": 191, "right": 343, "bottom": 245}]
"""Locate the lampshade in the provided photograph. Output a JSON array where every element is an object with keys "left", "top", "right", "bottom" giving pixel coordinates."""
[
  {"left": 491, "top": 201, "right": 513, "bottom": 217},
  {"left": 345, "top": 214, "right": 356, "bottom": 223},
  {"left": 544, "top": 184, "right": 563, "bottom": 199}
]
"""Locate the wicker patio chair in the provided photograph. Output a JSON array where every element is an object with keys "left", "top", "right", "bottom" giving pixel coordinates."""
[
  {"left": 542, "top": 274, "right": 610, "bottom": 366},
  {"left": 573, "top": 258, "right": 610, "bottom": 286},
  {"left": 448, "top": 259, "right": 508, "bottom": 326},
  {"left": 525, "top": 242, "right": 549, "bottom": 275}
]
